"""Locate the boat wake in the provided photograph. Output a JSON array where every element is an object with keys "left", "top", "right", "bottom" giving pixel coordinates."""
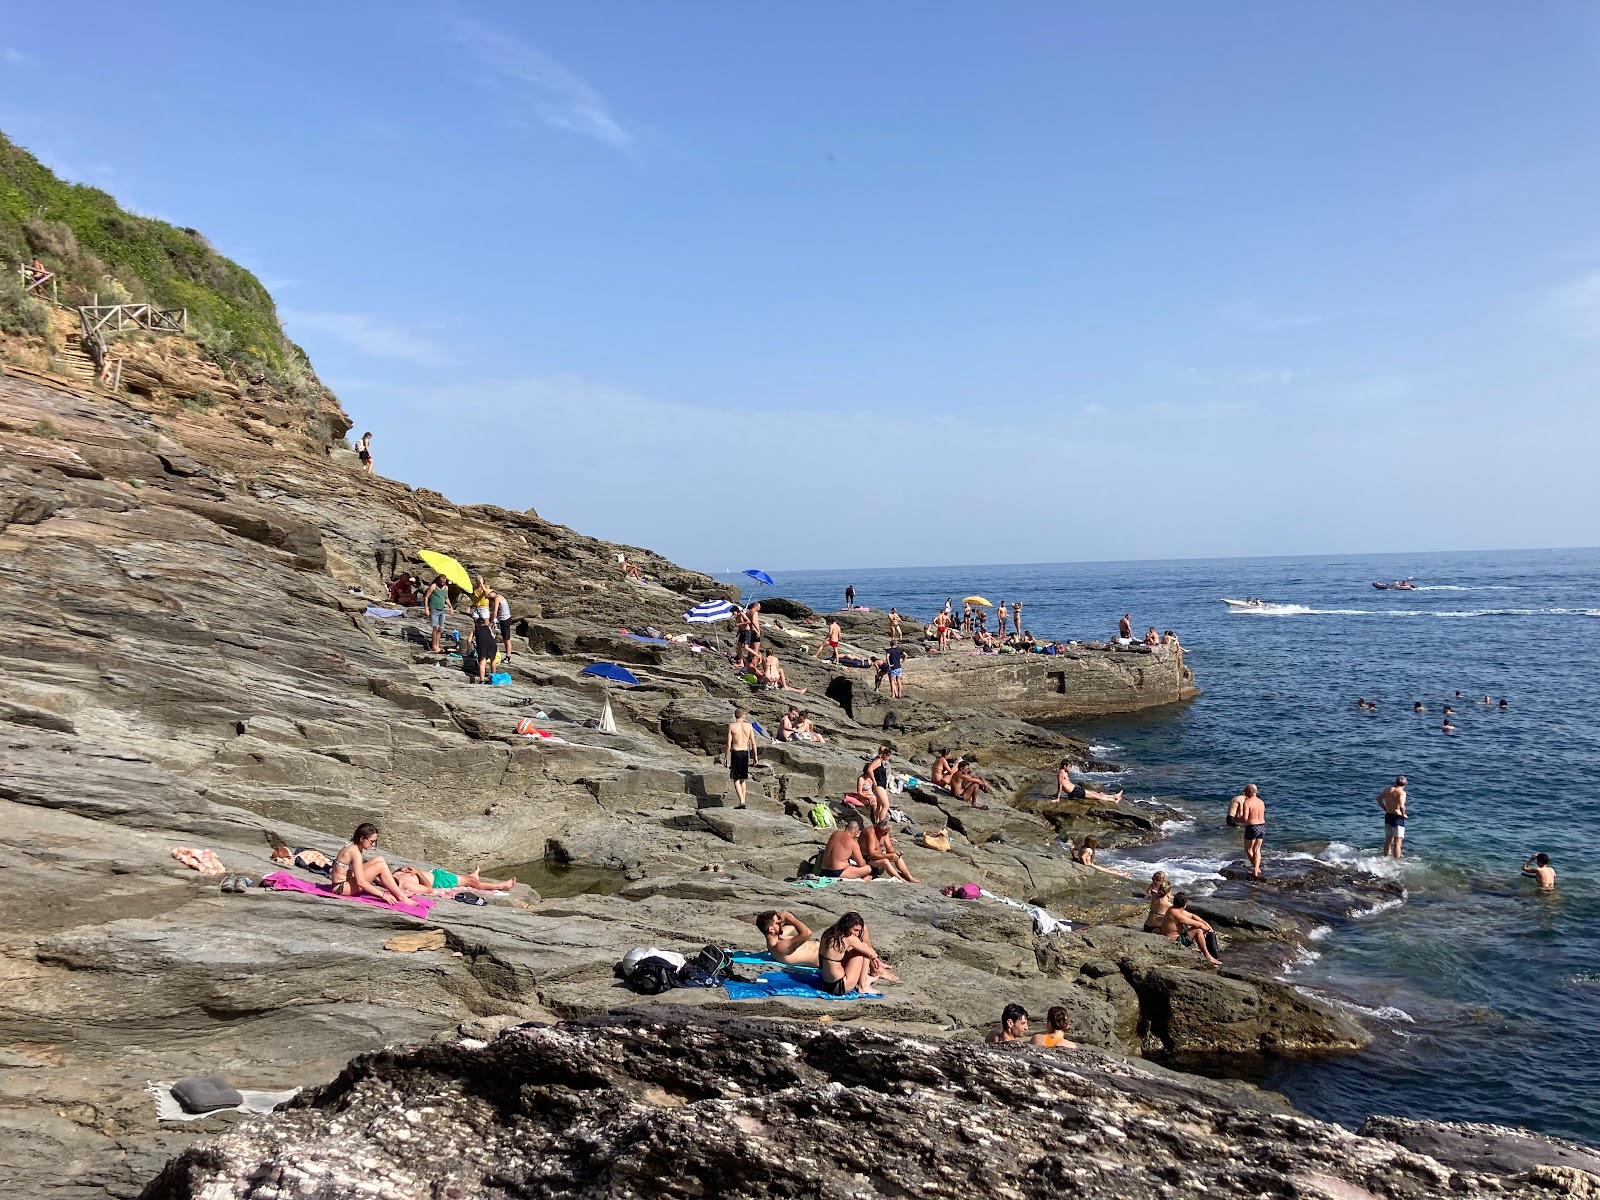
[{"left": 1235, "top": 605, "right": 1599, "bottom": 619}]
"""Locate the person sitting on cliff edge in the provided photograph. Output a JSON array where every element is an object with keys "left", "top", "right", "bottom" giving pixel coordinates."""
[
  {"left": 1156, "top": 893, "right": 1222, "bottom": 966},
  {"left": 1053, "top": 759, "right": 1123, "bottom": 805}
]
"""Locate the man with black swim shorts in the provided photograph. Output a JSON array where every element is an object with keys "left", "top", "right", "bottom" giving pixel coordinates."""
[
  {"left": 1053, "top": 759, "right": 1123, "bottom": 804},
  {"left": 1377, "top": 775, "right": 1408, "bottom": 859},
  {"left": 1230, "top": 784, "right": 1266, "bottom": 879},
  {"left": 724, "top": 707, "right": 758, "bottom": 809}
]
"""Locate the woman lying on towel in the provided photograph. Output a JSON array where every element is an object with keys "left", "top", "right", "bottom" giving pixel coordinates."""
[
  {"left": 329, "top": 823, "right": 411, "bottom": 906},
  {"left": 393, "top": 864, "right": 517, "bottom": 898},
  {"left": 816, "top": 911, "right": 898, "bottom": 996}
]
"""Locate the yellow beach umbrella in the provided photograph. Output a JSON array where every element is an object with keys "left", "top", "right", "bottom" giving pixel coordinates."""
[
  {"left": 962, "top": 595, "right": 993, "bottom": 607},
  {"left": 419, "top": 549, "right": 473, "bottom": 592}
]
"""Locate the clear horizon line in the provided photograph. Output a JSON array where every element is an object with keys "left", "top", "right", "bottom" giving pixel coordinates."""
[{"left": 701, "top": 543, "right": 1599, "bottom": 579}]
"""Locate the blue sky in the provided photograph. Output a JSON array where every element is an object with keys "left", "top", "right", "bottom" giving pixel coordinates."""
[{"left": 4, "top": 3, "right": 1600, "bottom": 570}]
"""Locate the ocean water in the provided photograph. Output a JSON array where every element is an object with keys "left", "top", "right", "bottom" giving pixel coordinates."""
[{"left": 734, "top": 548, "right": 1600, "bottom": 1144}]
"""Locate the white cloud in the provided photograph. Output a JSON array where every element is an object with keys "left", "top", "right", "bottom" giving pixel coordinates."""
[
  {"left": 284, "top": 310, "right": 456, "bottom": 367},
  {"left": 1224, "top": 302, "right": 1321, "bottom": 331},
  {"left": 452, "top": 19, "right": 632, "bottom": 153}
]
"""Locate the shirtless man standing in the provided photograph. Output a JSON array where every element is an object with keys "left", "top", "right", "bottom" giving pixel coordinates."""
[
  {"left": 816, "top": 816, "right": 874, "bottom": 880},
  {"left": 1228, "top": 784, "right": 1266, "bottom": 879},
  {"left": 812, "top": 618, "right": 843, "bottom": 662},
  {"left": 1119, "top": 613, "right": 1133, "bottom": 641},
  {"left": 725, "top": 708, "right": 758, "bottom": 809},
  {"left": 1377, "top": 776, "right": 1408, "bottom": 859},
  {"left": 934, "top": 610, "right": 951, "bottom": 653}
]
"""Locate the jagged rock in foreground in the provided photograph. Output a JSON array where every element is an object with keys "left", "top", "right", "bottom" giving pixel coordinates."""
[{"left": 141, "top": 1011, "right": 1600, "bottom": 1200}]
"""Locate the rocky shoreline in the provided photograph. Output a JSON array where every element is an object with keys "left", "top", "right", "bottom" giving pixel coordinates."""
[{"left": 1, "top": 363, "right": 1594, "bottom": 1198}]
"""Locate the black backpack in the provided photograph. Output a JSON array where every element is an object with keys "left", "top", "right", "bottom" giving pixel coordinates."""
[
  {"left": 689, "top": 944, "right": 732, "bottom": 978},
  {"left": 626, "top": 957, "right": 680, "bottom": 995}
]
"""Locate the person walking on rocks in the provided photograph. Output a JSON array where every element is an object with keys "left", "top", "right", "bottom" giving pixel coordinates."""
[
  {"left": 812, "top": 617, "right": 842, "bottom": 663},
  {"left": 470, "top": 615, "right": 498, "bottom": 683},
  {"left": 1229, "top": 784, "right": 1267, "bottom": 878},
  {"left": 725, "top": 708, "right": 758, "bottom": 809},
  {"left": 885, "top": 642, "right": 906, "bottom": 700},
  {"left": 1377, "top": 776, "right": 1408, "bottom": 859},
  {"left": 844, "top": 584, "right": 856, "bottom": 609},
  {"left": 357, "top": 431, "right": 374, "bottom": 475},
  {"left": 424, "top": 575, "right": 454, "bottom": 653}
]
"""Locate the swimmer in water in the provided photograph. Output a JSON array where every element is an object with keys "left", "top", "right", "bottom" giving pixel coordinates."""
[
  {"left": 1443, "top": 705, "right": 1454, "bottom": 716},
  {"left": 1413, "top": 701, "right": 1426, "bottom": 713},
  {"left": 1499, "top": 698, "right": 1509, "bottom": 709},
  {"left": 1442, "top": 719, "right": 1456, "bottom": 733},
  {"left": 1520, "top": 853, "right": 1556, "bottom": 891}
]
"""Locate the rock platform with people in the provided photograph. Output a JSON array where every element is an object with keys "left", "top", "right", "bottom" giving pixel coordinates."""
[{"left": 2, "top": 368, "right": 1582, "bottom": 1197}]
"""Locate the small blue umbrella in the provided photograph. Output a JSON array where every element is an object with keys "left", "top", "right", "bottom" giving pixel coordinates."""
[
  {"left": 744, "top": 569, "right": 774, "bottom": 587},
  {"left": 581, "top": 662, "right": 640, "bottom": 686}
]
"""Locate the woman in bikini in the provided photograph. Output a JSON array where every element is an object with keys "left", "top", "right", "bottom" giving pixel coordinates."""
[
  {"left": 1142, "top": 871, "right": 1173, "bottom": 932},
  {"left": 329, "top": 823, "right": 411, "bottom": 905},
  {"left": 816, "top": 911, "right": 897, "bottom": 995},
  {"left": 1031, "top": 1005, "right": 1077, "bottom": 1048}
]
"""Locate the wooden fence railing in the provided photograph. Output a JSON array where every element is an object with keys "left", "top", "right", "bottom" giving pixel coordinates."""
[
  {"left": 17, "top": 264, "right": 58, "bottom": 302},
  {"left": 79, "top": 302, "right": 187, "bottom": 335}
]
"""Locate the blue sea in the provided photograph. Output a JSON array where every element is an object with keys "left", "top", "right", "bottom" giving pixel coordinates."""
[{"left": 729, "top": 548, "right": 1600, "bottom": 1145}]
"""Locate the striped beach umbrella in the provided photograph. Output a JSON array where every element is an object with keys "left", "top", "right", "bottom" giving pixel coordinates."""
[{"left": 685, "top": 599, "right": 735, "bottom": 624}]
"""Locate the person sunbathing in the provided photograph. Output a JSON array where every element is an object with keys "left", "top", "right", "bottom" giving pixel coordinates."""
[
  {"left": 930, "top": 749, "right": 954, "bottom": 788},
  {"left": 393, "top": 864, "right": 517, "bottom": 897},
  {"left": 780, "top": 706, "right": 800, "bottom": 741},
  {"left": 1072, "top": 836, "right": 1131, "bottom": 878},
  {"left": 762, "top": 651, "right": 805, "bottom": 693},
  {"left": 817, "top": 911, "right": 896, "bottom": 995},
  {"left": 1143, "top": 871, "right": 1174, "bottom": 931},
  {"left": 1052, "top": 759, "right": 1123, "bottom": 804},
  {"left": 816, "top": 817, "right": 874, "bottom": 879},
  {"left": 329, "top": 823, "right": 410, "bottom": 904},
  {"left": 795, "top": 710, "right": 826, "bottom": 743},
  {"left": 949, "top": 759, "right": 991, "bottom": 808},
  {"left": 1156, "top": 893, "right": 1222, "bottom": 966},
  {"left": 756, "top": 909, "right": 819, "bottom": 966},
  {"left": 861, "top": 819, "right": 921, "bottom": 883}
]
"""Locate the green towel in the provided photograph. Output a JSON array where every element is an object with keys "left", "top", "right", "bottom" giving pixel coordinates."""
[{"left": 431, "top": 868, "right": 459, "bottom": 889}]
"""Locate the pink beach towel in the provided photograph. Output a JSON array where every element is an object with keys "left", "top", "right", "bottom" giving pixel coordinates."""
[{"left": 261, "top": 871, "right": 436, "bottom": 919}]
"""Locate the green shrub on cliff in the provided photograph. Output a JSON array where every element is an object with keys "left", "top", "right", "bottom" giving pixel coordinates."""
[{"left": 0, "top": 130, "right": 313, "bottom": 382}]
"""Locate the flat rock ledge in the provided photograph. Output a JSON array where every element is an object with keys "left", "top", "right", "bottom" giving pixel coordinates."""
[{"left": 141, "top": 1010, "right": 1600, "bottom": 1200}]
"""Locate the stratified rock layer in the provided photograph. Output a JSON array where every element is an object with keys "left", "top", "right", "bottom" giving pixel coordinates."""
[{"left": 141, "top": 1012, "right": 1600, "bottom": 1200}]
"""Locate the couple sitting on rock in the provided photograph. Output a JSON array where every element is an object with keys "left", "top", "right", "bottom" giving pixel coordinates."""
[
  {"left": 817, "top": 814, "right": 921, "bottom": 883},
  {"left": 1142, "top": 871, "right": 1222, "bottom": 966},
  {"left": 985, "top": 1002, "right": 1077, "bottom": 1048},
  {"left": 757, "top": 909, "right": 898, "bottom": 996},
  {"left": 929, "top": 750, "right": 991, "bottom": 808},
  {"left": 304, "top": 824, "right": 517, "bottom": 906}
]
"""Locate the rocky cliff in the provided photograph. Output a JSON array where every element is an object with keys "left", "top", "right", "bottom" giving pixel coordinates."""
[{"left": 0, "top": 356, "right": 1590, "bottom": 1199}]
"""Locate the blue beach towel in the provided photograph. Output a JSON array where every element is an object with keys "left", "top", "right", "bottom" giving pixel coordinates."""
[{"left": 723, "top": 968, "right": 883, "bottom": 1002}]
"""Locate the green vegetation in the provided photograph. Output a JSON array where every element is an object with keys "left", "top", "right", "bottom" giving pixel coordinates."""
[
  {"left": 0, "top": 130, "right": 318, "bottom": 391},
  {"left": 0, "top": 269, "right": 49, "bottom": 337},
  {"left": 29, "top": 418, "right": 59, "bottom": 439}
]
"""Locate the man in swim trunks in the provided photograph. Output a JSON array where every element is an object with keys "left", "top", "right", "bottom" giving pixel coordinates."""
[
  {"left": 756, "top": 909, "right": 821, "bottom": 966},
  {"left": 1053, "top": 758, "right": 1123, "bottom": 804},
  {"left": 888, "top": 607, "right": 902, "bottom": 640},
  {"left": 934, "top": 610, "right": 951, "bottom": 653},
  {"left": 816, "top": 816, "right": 874, "bottom": 879},
  {"left": 1377, "top": 775, "right": 1408, "bottom": 859},
  {"left": 885, "top": 642, "right": 906, "bottom": 699},
  {"left": 1119, "top": 613, "right": 1132, "bottom": 641},
  {"left": 1520, "top": 852, "right": 1556, "bottom": 891},
  {"left": 734, "top": 605, "right": 755, "bottom": 670},
  {"left": 1157, "top": 893, "right": 1223, "bottom": 966},
  {"left": 812, "top": 618, "right": 843, "bottom": 662},
  {"left": 724, "top": 707, "right": 758, "bottom": 809},
  {"left": 1229, "top": 784, "right": 1266, "bottom": 878},
  {"left": 780, "top": 706, "right": 800, "bottom": 742}
]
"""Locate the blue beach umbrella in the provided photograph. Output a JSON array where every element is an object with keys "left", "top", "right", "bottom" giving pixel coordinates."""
[
  {"left": 685, "top": 599, "right": 735, "bottom": 624},
  {"left": 744, "top": 569, "right": 775, "bottom": 587},
  {"left": 581, "top": 662, "right": 638, "bottom": 734}
]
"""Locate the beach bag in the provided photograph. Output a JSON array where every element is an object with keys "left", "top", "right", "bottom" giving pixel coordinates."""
[
  {"left": 809, "top": 801, "right": 836, "bottom": 829},
  {"left": 626, "top": 957, "right": 681, "bottom": 995},
  {"left": 618, "top": 947, "right": 686, "bottom": 978},
  {"left": 688, "top": 944, "right": 732, "bottom": 979},
  {"left": 490, "top": 672, "right": 512, "bottom": 685},
  {"left": 941, "top": 882, "right": 981, "bottom": 900},
  {"left": 918, "top": 829, "right": 952, "bottom": 853}
]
